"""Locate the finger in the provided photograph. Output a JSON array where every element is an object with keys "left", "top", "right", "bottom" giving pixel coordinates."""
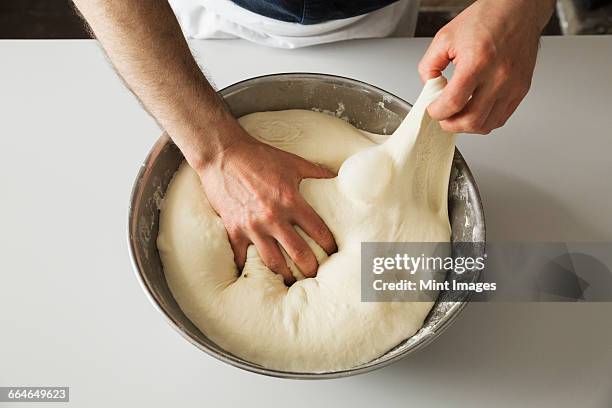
[
  {"left": 274, "top": 225, "right": 319, "bottom": 278},
  {"left": 418, "top": 31, "right": 453, "bottom": 82},
  {"left": 227, "top": 228, "right": 249, "bottom": 270},
  {"left": 439, "top": 82, "right": 498, "bottom": 134},
  {"left": 293, "top": 200, "right": 337, "bottom": 255},
  {"left": 427, "top": 63, "right": 483, "bottom": 121},
  {"left": 250, "top": 233, "right": 295, "bottom": 285}
]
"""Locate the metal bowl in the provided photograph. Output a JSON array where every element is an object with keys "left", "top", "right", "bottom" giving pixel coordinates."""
[{"left": 128, "top": 73, "right": 486, "bottom": 379}]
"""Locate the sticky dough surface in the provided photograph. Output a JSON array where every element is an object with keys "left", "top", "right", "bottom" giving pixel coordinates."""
[{"left": 157, "top": 78, "right": 456, "bottom": 372}]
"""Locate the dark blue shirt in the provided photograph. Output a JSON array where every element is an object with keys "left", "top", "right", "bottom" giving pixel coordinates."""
[{"left": 230, "top": 0, "right": 399, "bottom": 25}]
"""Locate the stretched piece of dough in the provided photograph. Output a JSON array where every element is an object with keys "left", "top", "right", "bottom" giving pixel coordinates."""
[{"left": 157, "top": 77, "right": 455, "bottom": 372}]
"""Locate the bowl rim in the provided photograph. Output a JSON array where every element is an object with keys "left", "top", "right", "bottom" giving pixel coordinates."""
[{"left": 127, "top": 72, "right": 486, "bottom": 379}]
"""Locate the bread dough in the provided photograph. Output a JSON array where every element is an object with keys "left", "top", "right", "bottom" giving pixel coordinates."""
[{"left": 157, "top": 77, "right": 455, "bottom": 372}]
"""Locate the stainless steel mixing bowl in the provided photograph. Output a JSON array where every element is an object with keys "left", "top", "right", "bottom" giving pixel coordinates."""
[{"left": 128, "top": 73, "right": 486, "bottom": 379}]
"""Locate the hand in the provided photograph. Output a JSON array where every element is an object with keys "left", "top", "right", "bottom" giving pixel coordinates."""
[
  {"left": 75, "top": 0, "right": 339, "bottom": 284},
  {"left": 196, "top": 123, "right": 337, "bottom": 285},
  {"left": 418, "top": 0, "right": 555, "bottom": 134}
]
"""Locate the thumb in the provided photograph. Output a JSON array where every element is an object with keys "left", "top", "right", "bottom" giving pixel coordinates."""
[
  {"left": 418, "top": 32, "right": 452, "bottom": 83},
  {"left": 297, "top": 157, "right": 336, "bottom": 179}
]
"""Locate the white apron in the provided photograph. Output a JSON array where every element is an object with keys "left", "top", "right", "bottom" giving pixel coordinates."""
[{"left": 168, "top": 0, "right": 420, "bottom": 48}]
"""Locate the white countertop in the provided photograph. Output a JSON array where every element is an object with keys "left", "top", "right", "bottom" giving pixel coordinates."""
[{"left": 0, "top": 36, "right": 611, "bottom": 407}]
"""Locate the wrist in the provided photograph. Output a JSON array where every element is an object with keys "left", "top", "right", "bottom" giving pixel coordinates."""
[
  {"left": 179, "top": 113, "right": 251, "bottom": 174},
  {"left": 164, "top": 83, "right": 254, "bottom": 172}
]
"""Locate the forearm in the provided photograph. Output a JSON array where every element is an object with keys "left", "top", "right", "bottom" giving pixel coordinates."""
[{"left": 73, "top": 0, "right": 242, "bottom": 169}]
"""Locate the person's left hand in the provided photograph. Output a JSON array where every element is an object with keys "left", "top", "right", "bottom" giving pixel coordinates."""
[{"left": 418, "top": 0, "right": 555, "bottom": 134}]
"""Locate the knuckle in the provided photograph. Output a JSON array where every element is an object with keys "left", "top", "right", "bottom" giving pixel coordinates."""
[
  {"left": 496, "top": 64, "right": 512, "bottom": 83},
  {"left": 434, "top": 28, "right": 451, "bottom": 44},
  {"left": 260, "top": 208, "right": 278, "bottom": 224},
  {"left": 475, "top": 38, "right": 497, "bottom": 60},
  {"left": 280, "top": 191, "right": 299, "bottom": 208},
  {"left": 417, "top": 62, "right": 427, "bottom": 78},
  {"left": 418, "top": 59, "right": 431, "bottom": 78}
]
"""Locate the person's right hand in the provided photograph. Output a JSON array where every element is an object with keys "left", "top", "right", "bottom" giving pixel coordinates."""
[{"left": 195, "top": 122, "right": 338, "bottom": 285}]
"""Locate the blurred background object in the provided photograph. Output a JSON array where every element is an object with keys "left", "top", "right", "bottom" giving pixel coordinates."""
[
  {"left": 557, "top": 0, "right": 612, "bottom": 34},
  {"left": 0, "top": 0, "right": 88, "bottom": 39},
  {"left": 0, "top": 0, "right": 611, "bottom": 39},
  {"left": 418, "top": 0, "right": 561, "bottom": 36}
]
